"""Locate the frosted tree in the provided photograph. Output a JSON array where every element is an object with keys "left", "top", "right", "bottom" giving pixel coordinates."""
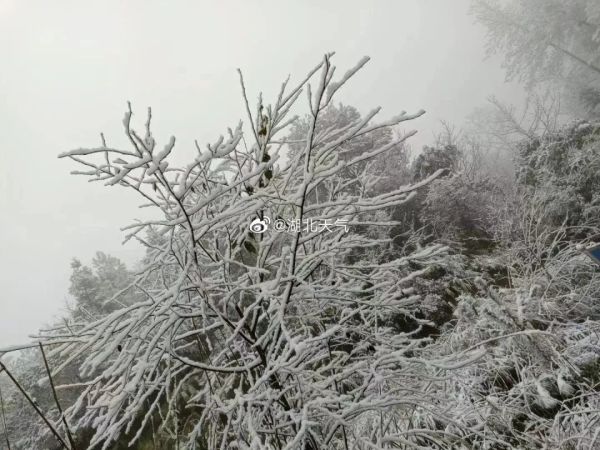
[
  {"left": 42, "top": 54, "right": 483, "bottom": 449},
  {"left": 473, "top": 0, "right": 600, "bottom": 82},
  {"left": 69, "top": 252, "right": 136, "bottom": 320},
  {"left": 472, "top": 0, "right": 600, "bottom": 114},
  {"left": 287, "top": 103, "right": 411, "bottom": 195}
]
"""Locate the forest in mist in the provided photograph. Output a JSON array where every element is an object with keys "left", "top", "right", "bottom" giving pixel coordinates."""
[{"left": 2, "top": 1, "right": 600, "bottom": 449}]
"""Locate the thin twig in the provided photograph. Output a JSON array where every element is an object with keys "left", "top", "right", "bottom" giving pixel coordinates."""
[{"left": 39, "top": 342, "right": 76, "bottom": 449}]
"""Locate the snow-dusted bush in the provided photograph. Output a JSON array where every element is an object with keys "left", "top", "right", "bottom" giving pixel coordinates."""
[
  {"left": 517, "top": 120, "right": 600, "bottom": 235},
  {"left": 430, "top": 254, "right": 600, "bottom": 449},
  {"left": 422, "top": 173, "right": 503, "bottom": 246},
  {"left": 418, "top": 160, "right": 600, "bottom": 448},
  {"left": 41, "top": 54, "right": 480, "bottom": 450},
  {"left": 411, "top": 144, "right": 460, "bottom": 182}
]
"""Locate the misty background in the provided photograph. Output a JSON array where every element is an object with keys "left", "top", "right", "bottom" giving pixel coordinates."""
[{"left": 0, "top": 0, "right": 523, "bottom": 345}]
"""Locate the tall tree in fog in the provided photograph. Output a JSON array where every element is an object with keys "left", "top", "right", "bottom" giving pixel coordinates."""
[
  {"left": 69, "top": 252, "right": 134, "bottom": 320},
  {"left": 473, "top": 0, "right": 600, "bottom": 114}
]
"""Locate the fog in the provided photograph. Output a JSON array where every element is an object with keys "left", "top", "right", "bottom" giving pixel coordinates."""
[{"left": 0, "top": 0, "right": 523, "bottom": 346}]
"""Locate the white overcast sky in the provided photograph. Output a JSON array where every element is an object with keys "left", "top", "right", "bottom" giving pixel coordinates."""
[{"left": 0, "top": 0, "right": 524, "bottom": 346}]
